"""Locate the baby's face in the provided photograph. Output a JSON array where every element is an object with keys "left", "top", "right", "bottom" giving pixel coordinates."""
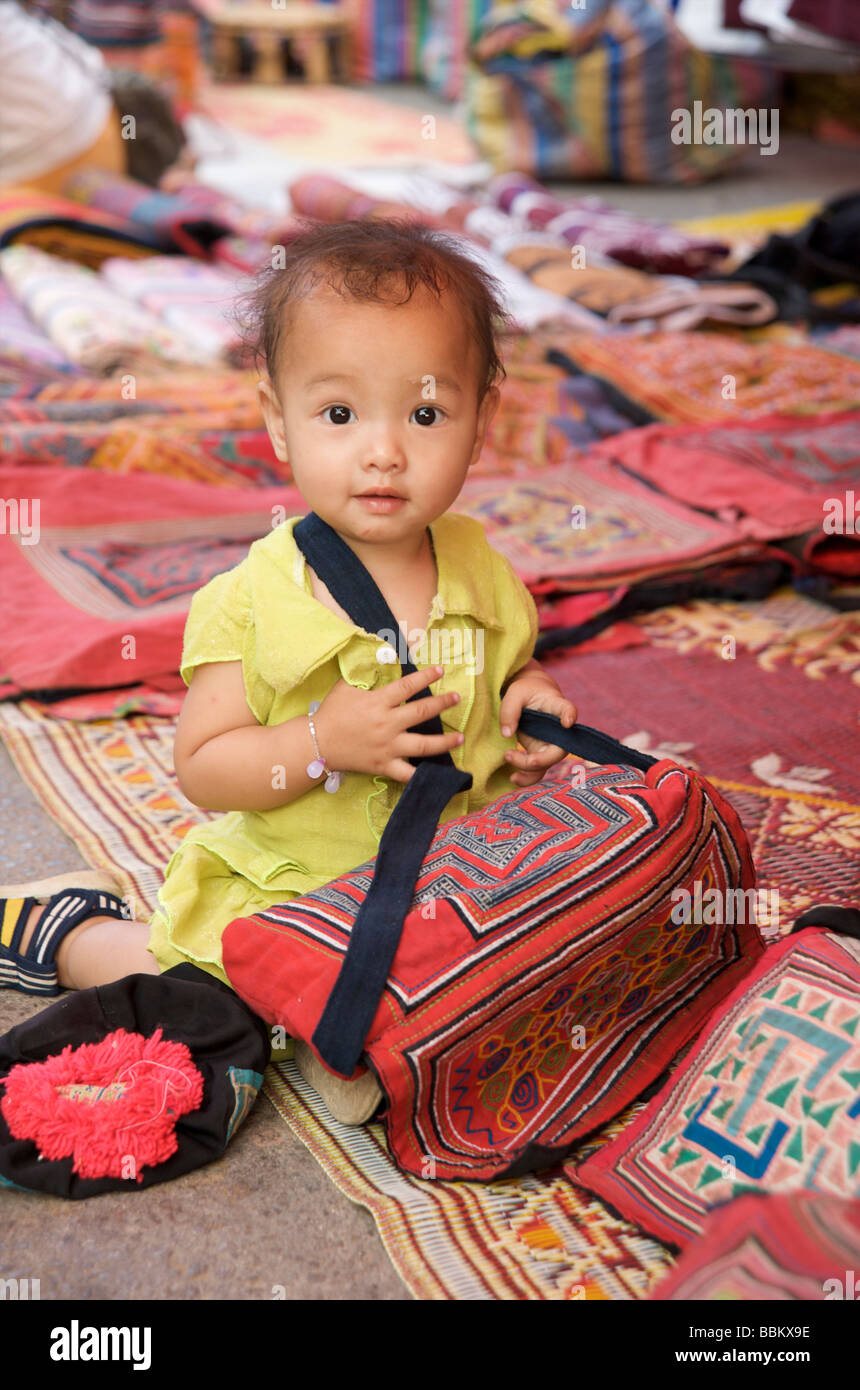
[{"left": 258, "top": 281, "right": 499, "bottom": 548}]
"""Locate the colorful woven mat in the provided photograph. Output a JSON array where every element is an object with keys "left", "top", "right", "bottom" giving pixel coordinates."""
[{"left": 2, "top": 584, "right": 857, "bottom": 1297}]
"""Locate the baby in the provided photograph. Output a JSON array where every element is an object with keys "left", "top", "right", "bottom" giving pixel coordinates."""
[{"left": 1, "top": 220, "right": 577, "bottom": 1093}]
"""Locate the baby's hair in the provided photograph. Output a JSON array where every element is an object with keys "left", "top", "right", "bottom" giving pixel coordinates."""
[{"left": 237, "top": 218, "right": 510, "bottom": 402}]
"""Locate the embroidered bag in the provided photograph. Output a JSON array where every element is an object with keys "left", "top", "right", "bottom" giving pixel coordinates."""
[{"left": 222, "top": 513, "right": 763, "bottom": 1181}]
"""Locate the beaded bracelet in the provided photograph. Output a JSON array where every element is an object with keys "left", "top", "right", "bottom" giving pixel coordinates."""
[{"left": 306, "top": 701, "right": 343, "bottom": 794}]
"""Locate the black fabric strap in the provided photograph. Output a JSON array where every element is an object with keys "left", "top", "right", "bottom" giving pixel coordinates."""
[{"left": 293, "top": 512, "right": 655, "bottom": 1075}]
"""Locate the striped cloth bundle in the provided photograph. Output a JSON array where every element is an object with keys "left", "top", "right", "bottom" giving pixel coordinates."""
[
  {"left": 0, "top": 282, "right": 78, "bottom": 376},
  {"left": 421, "top": 0, "right": 494, "bottom": 98},
  {"left": 465, "top": 0, "right": 773, "bottom": 181},
  {"left": 0, "top": 245, "right": 210, "bottom": 375},
  {"left": 347, "top": 0, "right": 431, "bottom": 81}
]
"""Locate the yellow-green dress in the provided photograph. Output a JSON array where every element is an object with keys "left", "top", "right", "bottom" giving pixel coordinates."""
[{"left": 148, "top": 511, "right": 539, "bottom": 983}]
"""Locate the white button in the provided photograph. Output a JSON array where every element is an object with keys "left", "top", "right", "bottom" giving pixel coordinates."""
[{"left": 376, "top": 645, "right": 397, "bottom": 664}]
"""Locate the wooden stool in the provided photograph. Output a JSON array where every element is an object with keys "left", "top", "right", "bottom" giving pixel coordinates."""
[{"left": 206, "top": 2, "right": 352, "bottom": 83}]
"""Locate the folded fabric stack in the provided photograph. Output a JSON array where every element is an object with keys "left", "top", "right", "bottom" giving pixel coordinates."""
[
  {"left": 0, "top": 186, "right": 161, "bottom": 268},
  {"left": 63, "top": 169, "right": 304, "bottom": 261},
  {"left": 499, "top": 237, "right": 778, "bottom": 329},
  {"left": 0, "top": 245, "right": 213, "bottom": 375},
  {"left": 288, "top": 173, "right": 603, "bottom": 331},
  {"left": 0, "top": 281, "right": 80, "bottom": 376},
  {"left": 488, "top": 172, "right": 732, "bottom": 275},
  {"left": 100, "top": 256, "right": 250, "bottom": 365}
]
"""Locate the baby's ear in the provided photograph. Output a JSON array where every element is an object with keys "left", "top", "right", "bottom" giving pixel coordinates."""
[{"left": 257, "top": 377, "right": 289, "bottom": 463}]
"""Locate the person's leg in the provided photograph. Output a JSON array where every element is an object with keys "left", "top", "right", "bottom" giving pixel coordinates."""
[
  {"left": 19, "top": 909, "right": 159, "bottom": 990},
  {"left": 1, "top": 880, "right": 160, "bottom": 995}
]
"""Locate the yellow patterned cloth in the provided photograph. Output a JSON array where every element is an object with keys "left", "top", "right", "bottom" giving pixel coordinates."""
[{"left": 150, "top": 512, "right": 538, "bottom": 981}]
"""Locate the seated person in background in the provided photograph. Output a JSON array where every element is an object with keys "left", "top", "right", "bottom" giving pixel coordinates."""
[{"left": 0, "top": 0, "right": 192, "bottom": 191}]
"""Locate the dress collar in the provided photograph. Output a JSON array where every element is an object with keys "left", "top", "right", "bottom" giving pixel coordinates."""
[{"left": 255, "top": 513, "right": 503, "bottom": 689}]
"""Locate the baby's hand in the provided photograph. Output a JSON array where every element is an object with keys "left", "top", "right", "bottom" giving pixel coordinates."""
[
  {"left": 313, "top": 666, "right": 464, "bottom": 783},
  {"left": 500, "top": 671, "right": 577, "bottom": 788}
]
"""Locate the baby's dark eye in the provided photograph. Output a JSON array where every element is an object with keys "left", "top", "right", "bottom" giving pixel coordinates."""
[
  {"left": 323, "top": 405, "right": 354, "bottom": 425},
  {"left": 412, "top": 406, "right": 443, "bottom": 427}
]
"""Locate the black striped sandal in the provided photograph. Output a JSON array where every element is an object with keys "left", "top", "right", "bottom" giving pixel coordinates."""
[{"left": 0, "top": 871, "right": 131, "bottom": 996}]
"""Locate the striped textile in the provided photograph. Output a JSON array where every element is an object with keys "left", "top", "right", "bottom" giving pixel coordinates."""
[
  {"left": 464, "top": 0, "right": 773, "bottom": 181},
  {"left": 421, "top": 0, "right": 494, "bottom": 99},
  {"left": 67, "top": 0, "right": 163, "bottom": 47},
  {"left": 348, "top": 0, "right": 430, "bottom": 81},
  {"left": 0, "top": 186, "right": 160, "bottom": 269}
]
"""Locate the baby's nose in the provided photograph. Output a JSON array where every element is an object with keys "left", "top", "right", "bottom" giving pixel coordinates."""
[{"left": 362, "top": 427, "right": 407, "bottom": 468}]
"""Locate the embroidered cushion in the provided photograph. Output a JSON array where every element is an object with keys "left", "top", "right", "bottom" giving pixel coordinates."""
[
  {"left": 649, "top": 1191, "right": 860, "bottom": 1301},
  {"left": 572, "top": 925, "right": 860, "bottom": 1245},
  {"left": 223, "top": 755, "right": 761, "bottom": 1181}
]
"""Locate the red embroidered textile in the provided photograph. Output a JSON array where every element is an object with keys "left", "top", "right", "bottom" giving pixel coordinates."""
[{"left": 223, "top": 756, "right": 761, "bottom": 1181}]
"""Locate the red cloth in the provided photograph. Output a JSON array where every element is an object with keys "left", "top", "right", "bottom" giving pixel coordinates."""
[
  {"left": 0, "top": 466, "right": 302, "bottom": 694},
  {"left": 594, "top": 413, "right": 860, "bottom": 577}
]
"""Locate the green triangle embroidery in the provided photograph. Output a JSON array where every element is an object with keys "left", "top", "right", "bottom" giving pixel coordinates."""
[
  {"left": 841, "top": 1016, "right": 859, "bottom": 1038},
  {"left": 705, "top": 1058, "right": 729, "bottom": 1079},
  {"left": 849, "top": 1142, "right": 860, "bottom": 1178},
  {"left": 683, "top": 1102, "right": 699, "bottom": 1119},
  {"left": 735, "top": 1018, "right": 752, "bottom": 1036},
  {"left": 782, "top": 992, "right": 802, "bottom": 1010},
  {"left": 749, "top": 1032, "right": 768, "bottom": 1050},
  {"left": 671, "top": 1146, "right": 700, "bottom": 1169},
  {"left": 785, "top": 1128, "right": 804, "bottom": 1163},
  {"left": 801, "top": 1095, "right": 815, "bottom": 1116},
  {"left": 809, "top": 1000, "right": 832, "bottom": 1021},
  {"left": 766, "top": 1077, "right": 798, "bottom": 1108},
  {"left": 731, "top": 1182, "right": 758, "bottom": 1198},
  {"left": 746, "top": 1124, "right": 767, "bottom": 1145},
  {"left": 696, "top": 1163, "right": 724, "bottom": 1189},
  {"left": 810, "top": 1101, "right": 840, "bottom": 1129},
  {"left": 839, "top": 1070, "right": 860, "bottom": 1090},
  {"left": 712, "top": 1098, "right": 734, "bottom": 1121},
  {"left": 761, "top": 985, "right": 778, "bottom": 1000},
  {"left": 731, "top": 1058, "right": 746, "bottom": 1080},
  {"left": 659, "top": 1139, "right": 675, "bottom": 1154}
]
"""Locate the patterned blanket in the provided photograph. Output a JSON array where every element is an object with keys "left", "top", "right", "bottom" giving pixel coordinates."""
[
  {"left": 0, "top": 466, "right": 299, "bottom": 696},
  {"left": 551, "top": 331, "right": 860, "bottom": 423}
]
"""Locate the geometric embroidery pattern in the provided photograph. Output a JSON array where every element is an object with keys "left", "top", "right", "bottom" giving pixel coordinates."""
[
  {"left": 573, "top": 930, "right": 860, "bottom": 1247},
  {"left": 231, "top": 756, "right": 761, "bottom": 1181}
]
